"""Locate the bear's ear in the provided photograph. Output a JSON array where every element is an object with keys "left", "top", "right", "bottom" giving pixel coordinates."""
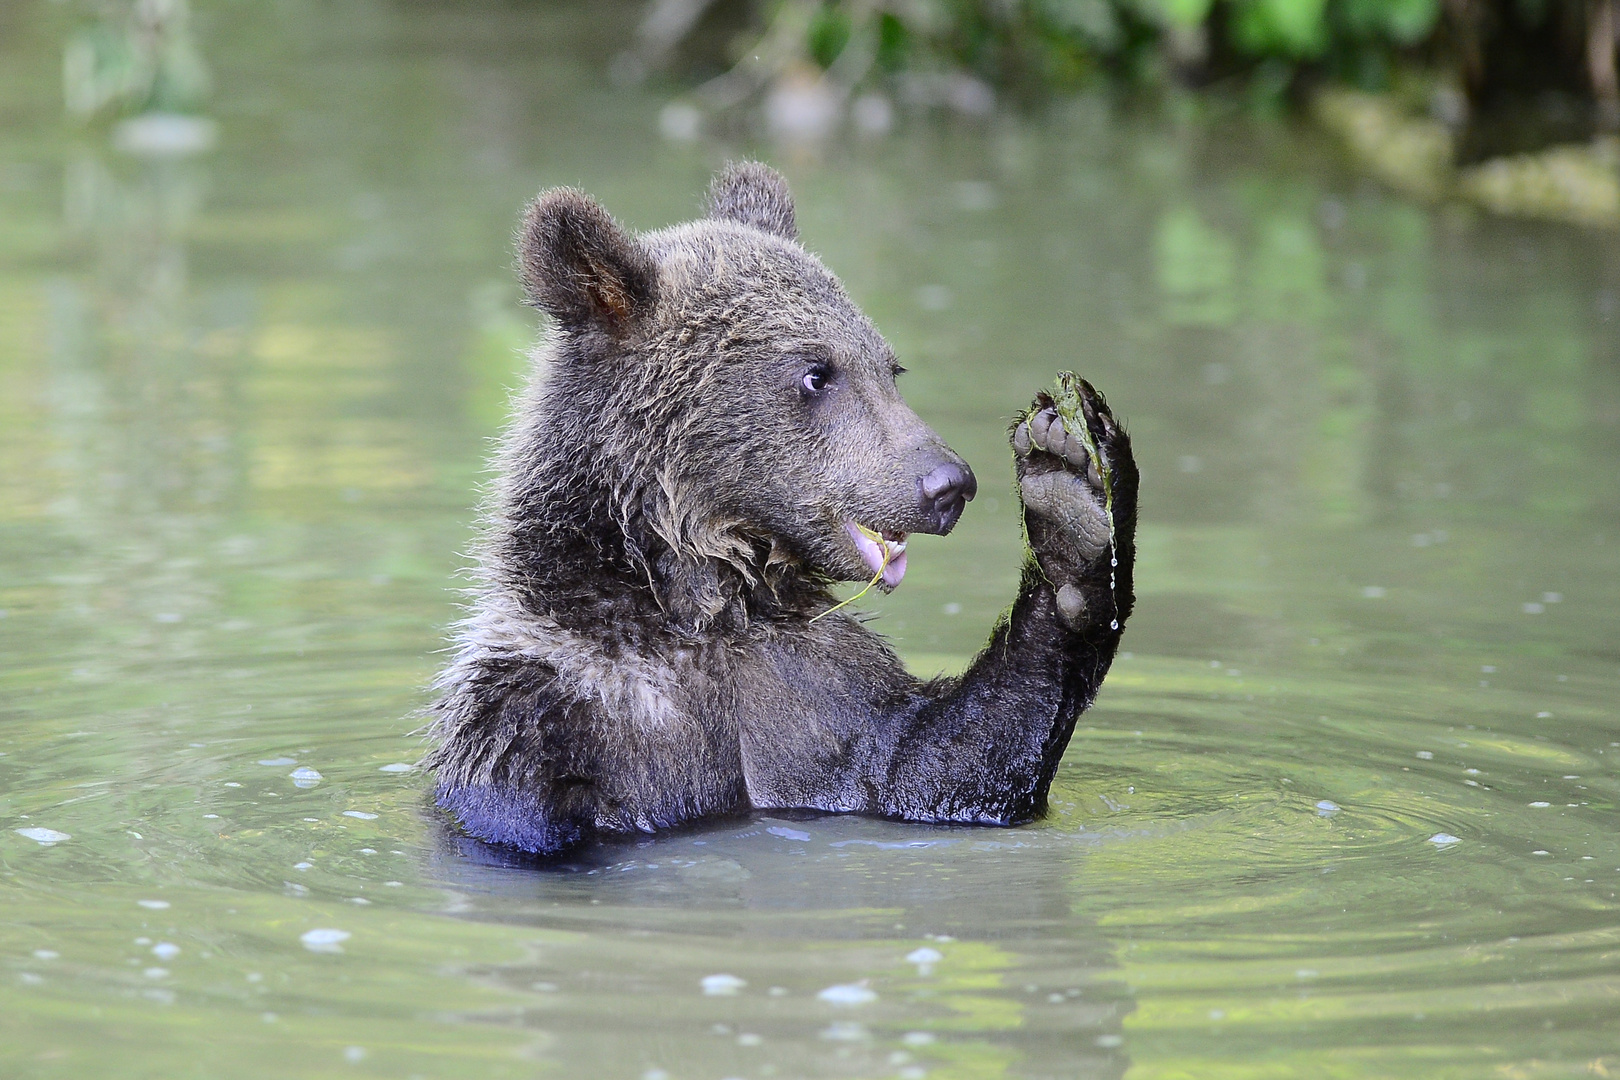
[
  {"left": 518, "top": 189, "right": 658, "bottom": 333},
  {"left": 706, "top": 161, "right": 797, "bottom": 241}
]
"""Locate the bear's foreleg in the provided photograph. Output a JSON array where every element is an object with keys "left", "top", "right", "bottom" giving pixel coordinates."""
[{"left": 856, "top": 377, "right": 1137, "bottom": 824}]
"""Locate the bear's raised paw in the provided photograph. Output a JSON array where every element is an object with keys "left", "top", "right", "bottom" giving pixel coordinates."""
[{"left": 1011, "top": 374, "right": 1134, "bottom": 627}]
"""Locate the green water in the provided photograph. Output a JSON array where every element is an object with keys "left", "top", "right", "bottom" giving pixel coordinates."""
[{"left": 3, "top": 3, "right": 1619, "bottom": 1078}]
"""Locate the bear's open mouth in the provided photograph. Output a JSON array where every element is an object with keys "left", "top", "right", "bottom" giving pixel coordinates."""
[{"left": 844, "top": 521, "right": 909, "bottom": 589}]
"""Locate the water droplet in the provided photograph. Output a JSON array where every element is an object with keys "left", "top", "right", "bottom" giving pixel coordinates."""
[
  {"left": 1315, "top": 800, "right": 1339, "bottom": 816},
  {"left": 289, "top": 767, "right": 323, "bottom": 788},
  {"left": 701, "top": 974, "right": 745, "bottom": 996},
  {"left": 1428, "top": 833, "right": 1461, "bottom": 847},
  {"left": 818, "top": 982, "right": 877, "bottom": 1006},
  {"left": 300, "top": 928, "right": 350, "bottom": 953}
]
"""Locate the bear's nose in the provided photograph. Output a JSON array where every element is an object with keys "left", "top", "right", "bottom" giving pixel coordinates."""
[{"left": 918, "top": 460, "right": 977, "bottom": 535}]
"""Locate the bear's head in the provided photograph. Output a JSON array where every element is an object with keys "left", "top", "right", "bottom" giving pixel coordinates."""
[{"left": 513, "top": 162, "right": 975, "bottom": 627}]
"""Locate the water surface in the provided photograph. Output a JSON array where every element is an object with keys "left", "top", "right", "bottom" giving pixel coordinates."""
[{"left": 2, "top": 3, "right": 1618, "bottom": 1077}]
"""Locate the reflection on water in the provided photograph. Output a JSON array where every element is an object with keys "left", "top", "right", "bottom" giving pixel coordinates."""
[{"left": 2, "top": 2, "right": 1618, "bottom": 1077}]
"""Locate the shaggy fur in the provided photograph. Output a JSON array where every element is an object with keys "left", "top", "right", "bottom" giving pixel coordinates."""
[{"left": 425, "top": 162, "right": 1139, "bottom": 854}]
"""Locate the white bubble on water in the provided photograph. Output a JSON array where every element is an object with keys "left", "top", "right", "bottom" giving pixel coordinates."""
[
  {"left": 736, "top": 1033, "right": 763, "bottom": 1047},
  {"left": 1096, "top": 1034, "right": 1124, "bottom": 1048},
  {"left": 765, "top": 825, "right": 810, "bottom": 842},
  {"left": 1523, "top": 602, "right": 1544, "bottom": 614},
  {"left": 818, "top": 982, "right": 877, "bottom": 1006},
  {"left": 300, "top": 928, "right": 350, "bottom": 953},
  {"left": 257, "top": 758, "right": 296, "bottom": 767},
  {"left": 289, "top": 767, "right": 322, "bottom": 788},
  {"left": 342, "top": 811, "right": 378, "bottom": 821},
  {"left": 16, "top": 827, "right": 70, "bottom": 845},
  {"left": 378, "top": 763, "right": 414, "bottom": 773},
  {"left": 343, "top": 1047, "right": 366, "bottom": 1063},
  {"left": 902, "top": 1031, "right": 936, "bottom": 1046},
  {"left": 906, "top": 947, "right": 943, "bottom": 966},
  {"left": 1316, "top": 801, "right": 1339, "bottom": 816},
  {"left": 1415, "top": 751, "right": 1434, "bottom": 760},
  {"left": 820, "top": 1021, "right": 867, "bottom": 1041},
  {"left": 151, "top": 943, "right": 180, "bottom": 961},
  {"left": 143, "top": 967, "right": 168, "bottom": 979},
  {"left": 1531, "top": 850, "right": 1550, "bottom": 856},
  {"left": 1428, "top": 834, "right": 1461, "bottom": 847},
  {"left": 33, "top": 950, "right": 58, "bottom": 960},
  {"left": 1529, "top": 801, "right": 1551, "bottom": 808},
  {"left": 641, "top": 1071, "right": 671, "bottom": 1080},
  {"left": 700, "top": 973, "right": 745, "bottom": 996},
  {"left": 1542, "top": 592, "right": 1562, "bottom": 604},
  {"left": 1361, "top": 586, "right": 1385, "bottom": 599}
]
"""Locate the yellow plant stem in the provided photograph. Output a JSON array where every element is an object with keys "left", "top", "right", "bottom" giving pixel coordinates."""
[{"left": 811, "top": 525, "right": 892, "bottom": 623}]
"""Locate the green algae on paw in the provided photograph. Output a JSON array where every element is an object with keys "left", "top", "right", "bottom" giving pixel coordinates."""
[
  {"left": 1051, "top": 371, "right": 1113, "bottom": 525},
  {"left": 1051, "top": 370, "right": 1120, "bottom": 630}
]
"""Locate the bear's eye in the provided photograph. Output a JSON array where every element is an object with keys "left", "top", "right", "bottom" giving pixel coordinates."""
[{"left": 801, "top": 366, "right": 832, "bottom": 395}]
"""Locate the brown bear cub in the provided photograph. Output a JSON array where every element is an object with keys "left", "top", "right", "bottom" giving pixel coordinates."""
[{"left": 425, "top": 162, "right": 1138, "bottom": 854}]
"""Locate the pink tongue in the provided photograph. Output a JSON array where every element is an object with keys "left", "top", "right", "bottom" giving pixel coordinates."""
[
  {"left": 845, "top": 522, "right": 907, "bottom": 589},
  {"left": 880, "top": 549, "right": 907, "bottom": 589}
]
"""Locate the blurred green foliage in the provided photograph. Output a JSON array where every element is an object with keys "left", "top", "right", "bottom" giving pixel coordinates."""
[
  {"left": 749, "top": 0, "right": 1445, "bottom": 94},
  {"left": 62, "top": 0, "right": 210, "bottom": 121}
]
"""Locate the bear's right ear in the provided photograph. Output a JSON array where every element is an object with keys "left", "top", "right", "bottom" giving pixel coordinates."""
[
  {"left": 518, "top": 189, "right": 658, "bottom": 334},
  {"left": 706, "top": 161, "right": 798, "bottom": 241}
]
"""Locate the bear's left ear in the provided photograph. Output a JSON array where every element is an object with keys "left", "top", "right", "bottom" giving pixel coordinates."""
[
  {"left": 706, "top": 161, "right": 797, "bottom": 241},
  {"left": 518, "top": 188, "right": 658, "bottom": 334}
]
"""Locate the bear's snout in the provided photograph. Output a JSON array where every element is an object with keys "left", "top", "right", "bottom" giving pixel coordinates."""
[{"left": 917, "top": 459, "right": 977, "bottom": 535}]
